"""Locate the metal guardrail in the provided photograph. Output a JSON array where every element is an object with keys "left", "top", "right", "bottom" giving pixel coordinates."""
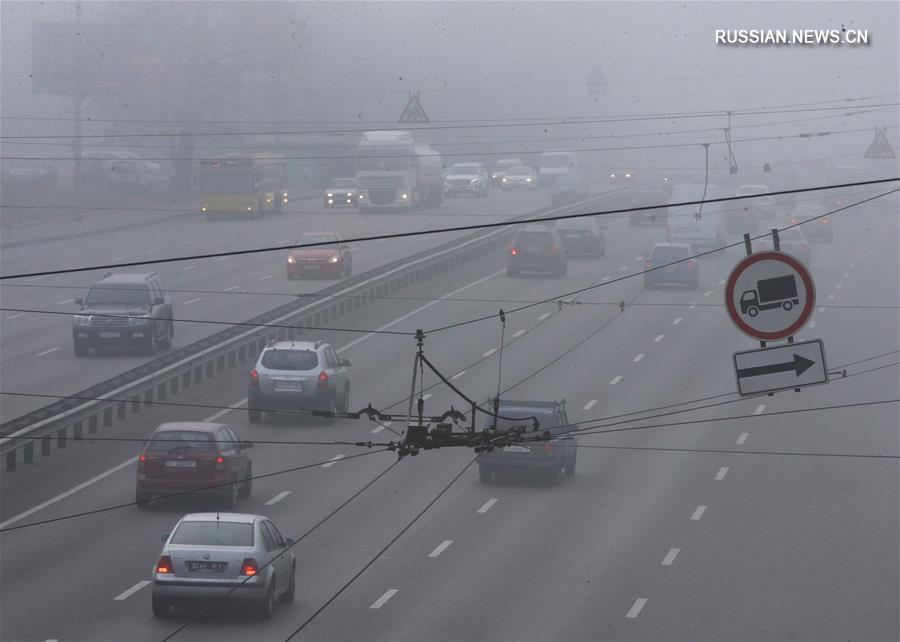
[{"left": 0, "top": 188, "right": 640, "bottom": 472}]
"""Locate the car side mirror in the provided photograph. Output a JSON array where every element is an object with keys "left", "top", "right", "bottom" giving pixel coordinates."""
[
  {"left": 74, "top": 297, "right": 83, "bottom": 305},
  {"left": 161, "top": 533, "right": 169, "bottom": 541},
  {"left": 242, "top": 441, "right": 254, "bottom": 449},
  {"left": 285, "top": 537, "right": 296, "bottom": 547},
  {"left": 340, "top": 358, "right": 352, "bottom": 367},
  {"left": 153, "top": 296, "right": 165, "bottom": 305}
]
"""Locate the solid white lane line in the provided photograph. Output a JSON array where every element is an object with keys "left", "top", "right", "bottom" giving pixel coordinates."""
[
  {"left": 322, "top": 454, "right": 346, "bottom": 468},
  {"left": 0, "top": 456, "right": 137, "bottom": 530},
  {"left": 44, "top": 639, "right": 59, "bottom": 642},
  {"left": 6, "top": 313, "right": 26, "bottom": 320},
  {"left": 206, "top": 399, "right": 247, "bottom": 423},
  {"left": 371, "top": 425, "right": 385, "bottom": 434},
  {"left": 672, "top": 317, "right": 682, "bottom": 325},
  {"left": 183, "top": 298, "right": 201, "bottom": 305},
  {"left": 835, "top": 283, "right": 843, "bottom": 289},
  {"left": 691, "top": 505, "right": 707, "bottom": 521},
  {"left": 512, "top": 329, "right": 525, "bottom": 338},
  {"left": 224, "top": 286, "right": 239, "bottom": 292},
  {"left": 654, "top": 334, "right": 665, "bottom": 342},
  {"left": 57, "top": 299, "right": 75, "bottom": 305},
  {"left": 114, "top": 580, "right": 151, "bottom": 601},
  {"left": 180, "top": 264, "right": 197, "bottom": 271},
  {"left": 618, "top": 265, "right": 628, "bottom": 272},
  {"left": 626, "top": 598, "right": 647, "bottom": 618},
  {"left": 450, "top": 370, "right": 467, "bottom": 380},
  {"left": 427, "top": 540, "right": 454, "bottom": 558},
  {"left": 258, "top": 274, "right": 274, "bottom": 281},
  {"left": 736, "top": 432, "right": 749, "bottom": 445},
  {"left": 483, "top": 348, "right": 497, "bottom": 357},
  {"left": 477, "top": 498, "right": 498, "bottom": 514},
  {"left": 37, "top": 347, "right": 60, "bottom": 357},
  {"left": 583, "top": 400, "right": 598, "bottom": 411},
  {"left": 827, "top": 294, "right": 835, "bottom": 300},
  {"left": 609, "top": 375, "right": 622, "bottom": 385},
  {"left": 715, "top": 466, "right": 729, "bottom": 480},
  {"left": 370, "top": 589, "right": 398, "bottom": 609},
  {"left": 754, "top": 404, "right": 765, "bottom": 415},
  {"left": 808, "top": 320, "right": 817, "bottom": 328},
  {"left": 661, "top": 548, "right": 680, "bottom": 566},
  {"left": 704, "top": 290, "right": 712, "bottom": 296},
  {"left": 633, "top": 353, "right": 645, "bottom": 363},
  {"left": 265, "top": 491, "right": 292, "bottom": 506},
  {"left": 538, "top": 312, "right": 551, "bottom": 321}
]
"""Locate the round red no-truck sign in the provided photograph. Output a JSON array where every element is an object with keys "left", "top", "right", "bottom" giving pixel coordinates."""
[{"left": 724, "top": 250, "right": 816, "bottom": 341}]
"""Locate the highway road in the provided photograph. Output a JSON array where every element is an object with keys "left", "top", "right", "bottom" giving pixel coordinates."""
[{"left": 0, "top": 187, "right": 897, "bottom": 641}]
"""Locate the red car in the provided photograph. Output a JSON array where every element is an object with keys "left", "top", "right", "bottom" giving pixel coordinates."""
[
  {"left": 286, "top": 232, "right": 352, "bottom": 279},
  {"left": 135, "top": 422, "right": 253, "bottom": 508}
]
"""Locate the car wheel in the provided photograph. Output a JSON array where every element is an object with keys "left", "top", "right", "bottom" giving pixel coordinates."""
[
  {"left": 478, "top": 465, "right": 493, "bottom": 483},
  {"left": 74, "top": 341, "right": 89, "bottom": 357},
  {"left": 543, "top": 464, "right": 564, "bottom": 485},
  {"left": 257, "top": 580, "right": 275, "bottom": 620},
  {"left": 279, "top": 566, "right": 296, "bottom": 605},
  {"left": 339, "top": 384, "right": 350, "bottom": 413},
  {"left": 239, "top": 464, "right": 252, "bottom": 498},
  {"left": 152, "top": 594, "right": 170, "bottom": 618},
  {"left": 248, "top": 408, "right": 262, "bottom": 424}
]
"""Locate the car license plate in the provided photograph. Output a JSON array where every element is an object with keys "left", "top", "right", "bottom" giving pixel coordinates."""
[
  {"left": 99, "top": 332, "right": 120, "bottom": 338},
  {"left": 502, "top": 445, "right": 530, "bottom": 453},
  {"left": 186, "top": 561, "right": 227, "bottom": 572},
  {"left": 165, "top": 460, "right": 196, "bottom": 468},
  {"left": 304, "top": 265, "right": 321, "bottom": 271},
  {"left": 524, "top": 246, "right": 541, "bottom": 253},
  {"left": 274, "top": 380, "right": 303, "bottom": 391}
]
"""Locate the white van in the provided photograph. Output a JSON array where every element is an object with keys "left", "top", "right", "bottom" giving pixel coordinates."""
[
  {"left": 667, "top": 184, "right": 727, "bottom": 248},
  {"left": 538, "top": 150, "right": 579, "bottom": 188}
]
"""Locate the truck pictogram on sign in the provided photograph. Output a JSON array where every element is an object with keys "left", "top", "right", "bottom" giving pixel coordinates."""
[{"left": 739, "top": 275, "right": 799, "bottom": 317}]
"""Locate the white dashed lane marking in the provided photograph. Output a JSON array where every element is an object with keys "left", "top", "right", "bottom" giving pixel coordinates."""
[
  {"left": 618, "top": 266, "right": 628, "bottom": 272},
  {"left": 450, "top": 370, "right": 467, "bottom": 380},
  {"left": 835, "top": 283, "right": 843, "bottom": 289},
  {"left": 807, "top": 320, "right": 816, "bottom": 328},
  {"left": 512, "top": 329, "right": 525, "bottom": 338},
  {"left": 37, "top": 347, "right": 60, "bottom": 357},
  {"left": 421, "top": 394, "right": 433, "bottom": 401},
  {"left": 477, "top": 498, "right": 498, "bottom": 514},
  {"left": 583, "top": 400, "right": 598, "bottom": 411},
  {"left": 114, "top": 580, "right": 150, "bottom": 601},
  {"left": 180, "top": 264, "right": 197, "bottom": 271},
  {"left": 371, "top": 421, "right": 392, "bottom": 435},
  {"left": 715, "top": 466, "right": 729, "bottom": 480},
  {"left": 827, "top": 294, "right": 835, "bottom": 300},
  {"left": 633, "top": 353, "right": 645, "bottom": 363},
  {"left": 842, "top": 272, "right": 849, "bottom": 278},
  {"left": 483, "top": 348, "right": 497, "bottom": 357},
  {"left": 691, "top": 505, "right": 707, "bottom": 521},
  {"left": 184, "top": 298, "right": 201, "bottom": 305},
  {"left": 609, "top": 375, "right": 623, "bottom": 385},
  {"left": 754, "top": 404, "right": 765, "bottom": 415},
  {"left": 427, "top": 540, "right": 454, "bottom": 558},
  {"left": 672, "top": 317, "right": 682, "bottom": 325},
  {"left": 818, "top": 307, "right": 826, "bottom": 313},
  {"left": 258, "top": 274, "right": 273, "bottom": 281},
  {"left": 538, "top": 313, "right": 551, "bottom": 321},
  {"left": 265, "top": 491, "right": 291, "bottom": 506},
  {"left": 602, "top": 276, "right": 611, "bottom": 282},
  {"left": 704, "top": 290, "right": 712, "bottom": 296},
  {"left": 736, "top": 432, "right": 749, "bottom": 445},
  {"left": 110, "top": 257, "right": 124, "bottom": 262},
  {"left": 321, "top": 454, "right": 346, "bottom": 468},
  {"left": 215, "top": 256, "right": 229, "bottom": 262},
  {"left": 224, "top": 286, "right": 239, "bottom": 292},
  {"left": 661, "top": 548, "right": 680, "bottom": 566},
  {"left": 689, "top": 303, "right": 697, "bottom": 309},
  {"left": 654, "top": 334, "right": 665, "bottom": 343},
  {"left": 147, "top": 249, "right": 158, "bottom": 254},
  {"left": 6, "top": 313, "right": 26, "bottom": 320},
  {"left": 626, "top": 598, "right": 647, "bottom": 618},
  {"left": 370, "top": 589, "right": 398, "bottom": 609},
  {"left": 634, "top": 256, "right": 643, "bottom": 262},
  {"left": 56, "top": 299, "right": 74, "bottom": 305},
  {"left": 718, "top": 279, "right": 726, "bottom": 285}
]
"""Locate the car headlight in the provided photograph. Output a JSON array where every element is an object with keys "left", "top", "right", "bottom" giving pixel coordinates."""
[
  {"left": 327, "top": 193, "right": 333, "bottom": 197},
  {"left": 357, "top": 193, "right": 364, "bottom": 199},
  {"left": 470, "top": 178, "right": 479, "bottom": 184},
  {"left": 128, "top": 316, "right": 149, "bottom": 327},
  {"left": 401, "top": 193, "right": 408, "bottom": 200},
  {"left": 287, "top": 256, "right": 296, "bottom": 264},
  {"left": 492, "top": 174, "right": 498, "bottom": 179},
  {"left": 329, "top": 256, "right": 339, "bottom": 263},
  {"left": 74, "top": 315, "right": 91, "bottom": 326},
  {"left": 526, "top": 178, "right": 532, "bottom": 182},
  {"left": 201, "top": 205, "right": 208, "bottom": 212},
  {"left": 502, "top": 177, "right": 508, "bottom": 183}
]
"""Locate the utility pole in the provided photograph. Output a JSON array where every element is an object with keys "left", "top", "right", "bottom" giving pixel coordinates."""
[{"left": 72, "top": 1, "right": 84, "bottom": 220}]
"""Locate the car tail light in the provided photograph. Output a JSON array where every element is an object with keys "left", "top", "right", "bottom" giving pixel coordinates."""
[
  {"left": 543, "top": 442, "right": 554, "bottom": 455},
  {"left": 644, "top": 260, "right": 652, "bottom": 269},
  {"left": 156, "top": 555, "right": 173, "bottom": 574},
  {"left": 687, "top": 260, "right": 695, "bottom": 271},
  {"left": 789, "top": 218, "right": 799, "bottom": 225},
  {"left": 249, "top": 369, "right": 259, "bottom": 388},
  {"left": 215, "top": 455, "right": 225, "bottom": 469},
  {"left": 240, "top": 558, "right": 259, "bottom": 576},
  {"left": 509, "top": 246, "right": 518, "bottom": 256},
  {"left": 317, "top": 370, "right": 329, "bottom": 391},
  {"left": 822, "top": 218, "right": 830, "bottom": 224}
]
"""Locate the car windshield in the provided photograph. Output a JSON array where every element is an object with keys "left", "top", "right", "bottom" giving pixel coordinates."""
[
  {"left": 651, "top": 247, "right": 690, "bottom": 263},
  {"left": 506, "top": 166, "right": 531, "bottom": 176},
  {"left": 495, "top": 160, "right": 522, "bottom": 170},
  {"left": 515, "top": 231, "right": 554, "bottom": 247},
  {"left": 146, "top": 431, "right": 214, "bottom": 453},
  {"left": 449, "top": 165, "right": 478, "bottom": 175},
  {"left": 331, "top": 179, "right": 356, "bottom": 188},
  {"left": 261, "top": 349, "right": 319, "bottom": 371},
  {"left": 296, "top": 234, "right": 339, "bottom": 248},
  {"left": 84, "top": 284, "right": 150, "bottom": 306},
  {"left": 556, "top": 218, "right": 593, "bottom": 230},
  {"left": 170, "top": 521, "right": 254, "bottom": 547}
]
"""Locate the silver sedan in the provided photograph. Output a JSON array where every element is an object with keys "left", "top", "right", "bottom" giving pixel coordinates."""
[{"left": 152, "top": 512, "right": 296, "bottom": 619}]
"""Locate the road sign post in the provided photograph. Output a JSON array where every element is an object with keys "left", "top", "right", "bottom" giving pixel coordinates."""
[{"left": 733, "top": 340, "right": 828, "bottom": 396}]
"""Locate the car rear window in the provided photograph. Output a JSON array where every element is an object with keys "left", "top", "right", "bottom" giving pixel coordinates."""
[
  {"left": 261, "top": 349, "right": 319, "bottom": 371},
  {"left": 514, "top": 231, "right": 554, "bottom": 247},
  {"left": 170, "top": 521, "right": 254, "bottom": 547},
  {"left": 483, "top": 409, "right": 556, "bottom": 431},
  {"left": 147, "top": 431, "right": 215, "bottom": 453},
  {"left": 651, "top": 247, "right": 690, "bottom": 263}
]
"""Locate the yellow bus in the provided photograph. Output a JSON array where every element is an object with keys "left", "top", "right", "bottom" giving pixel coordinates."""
[{"left": 198, "top": 153, "right": 288, "bottom": 218}]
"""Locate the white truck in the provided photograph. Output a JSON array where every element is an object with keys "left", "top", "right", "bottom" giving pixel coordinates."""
[
  {"left": 667, "top": 183, "right": 727, "bottom": 249},
  {"left": 355, "top": 131, "right": 443, "bottom": 210},
  {"left": 538, "top": 150, "right": 579, "bottom": 188}
]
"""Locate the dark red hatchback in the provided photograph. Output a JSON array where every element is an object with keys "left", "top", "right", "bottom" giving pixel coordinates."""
[{"left": 136, "top": 422, "right": 253, "bottom": 509}]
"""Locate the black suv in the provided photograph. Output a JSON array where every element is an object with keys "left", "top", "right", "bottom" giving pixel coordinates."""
[
  {"left": 73, "top": 272, "right": 174, "bottom": 356},
  {"left": 507, "top": 225, "right": 568, "bottom": 277},
  {"left": 476, "top": 400, "right": 576, "bottom": 484}
]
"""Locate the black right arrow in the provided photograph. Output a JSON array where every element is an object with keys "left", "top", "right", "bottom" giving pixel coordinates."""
[{"left": 737, "top": 354, "right": 815, "bottom": 379}]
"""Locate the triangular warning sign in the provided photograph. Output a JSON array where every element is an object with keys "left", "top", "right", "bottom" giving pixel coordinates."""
[
  {"left": 588, "top": 65, "right": 608, "bottom": 96},
  {"left": 398, "top": 91, "right": 429, "bottom": 123},
  {"left": 864, "top": 128, "right": 896, "bottom": 159}
]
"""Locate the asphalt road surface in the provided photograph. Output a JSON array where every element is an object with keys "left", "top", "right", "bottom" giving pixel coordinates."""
[{"left": 1, "top": 188, "right": 897, "bottom": 641}]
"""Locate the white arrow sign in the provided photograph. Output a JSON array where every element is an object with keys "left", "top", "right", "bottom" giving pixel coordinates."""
[{"left": 733, "top": 339, "right": 828, "bottom": 396}]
